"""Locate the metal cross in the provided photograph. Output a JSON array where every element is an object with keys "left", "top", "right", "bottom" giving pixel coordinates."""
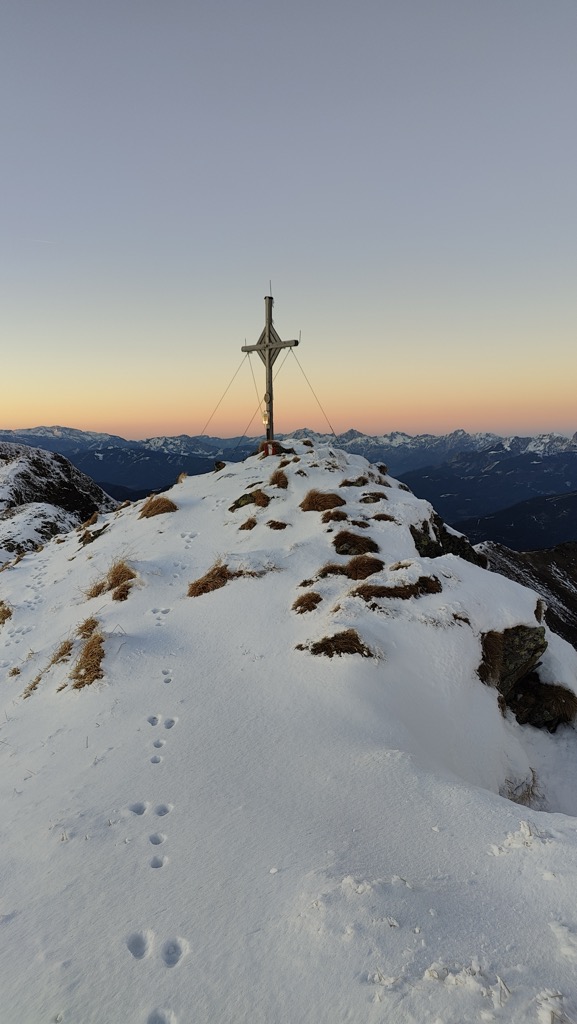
[{"left": 241, "top": 295, "right": 298, "bottom": 442}]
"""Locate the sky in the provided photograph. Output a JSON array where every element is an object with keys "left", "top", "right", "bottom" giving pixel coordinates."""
[{"left": 1, "top": 0, "right": 576, "bottom": 440}]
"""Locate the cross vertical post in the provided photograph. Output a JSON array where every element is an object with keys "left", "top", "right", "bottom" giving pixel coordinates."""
[{"left": 241, "top": 295, "right": 298, "bottom": 442}]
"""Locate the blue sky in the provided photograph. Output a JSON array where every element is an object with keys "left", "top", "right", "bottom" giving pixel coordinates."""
[{"left": 1, "top": 0, "right": 576, "bottom": 438}]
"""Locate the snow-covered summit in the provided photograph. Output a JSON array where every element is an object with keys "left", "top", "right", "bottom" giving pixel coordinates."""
[{"left": 2, "top": 441, "right": 577, "bottom": 1022}]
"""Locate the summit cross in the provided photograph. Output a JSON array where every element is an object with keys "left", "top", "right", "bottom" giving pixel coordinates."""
[{"left": 241, "top": 295, "right": 298, "bottom": 442}]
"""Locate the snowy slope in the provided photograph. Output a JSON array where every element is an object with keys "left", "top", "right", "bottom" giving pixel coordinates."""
[
  {"left": 2, "top": 441, "right": 577, "bottom": 1024},
  {"left": 0, "top": 442, "right": 117, "bottom": 565}
]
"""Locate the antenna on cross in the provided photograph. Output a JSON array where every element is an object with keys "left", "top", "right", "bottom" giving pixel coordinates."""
[{"left": 241, "top": 295, "right": 299, "bottom": 445}]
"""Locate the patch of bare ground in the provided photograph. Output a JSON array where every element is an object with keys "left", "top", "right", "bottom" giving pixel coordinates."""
[
  {"left": 70, "top": 632, "right": 105, "bottom": 689},
  {"left": 0, "top": 600, "right": 12, "bottom": 626},
  {"left": 292, "top": 592, "right": 323, "bottom": 614},
  {"left": 322, "top": 508, "right": 348, "bottom": 524},
  {"left": 269, "top": 468, "right": 288, "bottom": 489},
  {"left": 239, "top": 516, "right": 257, "bottom": 531},
  {"left": 360, "top": 491, "right": 389, "bottom": 503},
  {"left": 86, "top": 559, "right": 137, "bottom": 600},
  {"left": 318, "top": 554, "right": 385, "bottom": 581},
  {"left": 188, "top": 559, "right": 267, "bottom": 597},
  {"left": 300, "top": 490, "right": 346, "bottom": 512},
  {"left": 139, "top": 495, "right": 178, "bottom": 518},
  {"left": 229, "top": 489, "right": 271, "bottom": 512},
  {"left": 340, "top": 475, "right": 368, "bottom": 487},
  {"left": 333, "top": 530, "right": 380, "bottom": 556},
  {"left": 352, "top": 576, "right": 443, "bottom": 602},
  {"left": 297, "top": 628, "right": 373, "bottom": 658}
]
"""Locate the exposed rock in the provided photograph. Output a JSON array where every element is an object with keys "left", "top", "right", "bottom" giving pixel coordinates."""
[
  {"left": 477, "top": 625, "right": 548, "bottom": 698},
  {"left": 505, "top": 672, "right": 577, "bottom": 732},
  {"left": 410, "top": 513, "right": 487, "bottom": 568}
]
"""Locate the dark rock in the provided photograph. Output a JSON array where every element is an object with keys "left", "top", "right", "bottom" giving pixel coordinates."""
[
  {"left": 477, "top": 626, "right": 548, "bottom": 698},
  {"left": 506, "top": 672, "right": 577, "bottom": 732}
]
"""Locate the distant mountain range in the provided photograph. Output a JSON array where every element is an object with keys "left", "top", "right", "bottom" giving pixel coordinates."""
[{"left": 1, "top": 425, "right": 576, "bottom": 548}]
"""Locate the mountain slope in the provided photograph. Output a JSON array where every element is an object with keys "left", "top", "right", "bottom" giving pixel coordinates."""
[
  {"left": 2, "top": 442, "right": 577, "bottom": 1023},
  {"left": 0, "top": 442, "right": 117, "bottom": 564},
  {"left": 456, "top": 491, "right": 577, "bottom": 550}
]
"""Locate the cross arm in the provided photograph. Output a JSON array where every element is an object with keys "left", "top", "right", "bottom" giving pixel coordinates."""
[{"left": 241, "top": 339, "right": 298, "bottom": 353}]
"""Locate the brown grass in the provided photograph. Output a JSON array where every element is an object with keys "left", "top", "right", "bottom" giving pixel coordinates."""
[
  {"left": 377, "top": 464, "right": 388, "bottom": 476},
  {"left": 70, "top": 632, "right": 105, "bottom": 689},
  {"left": 298, "top": 628, "right": 373, "bottom": 658},
  {"left": 139, "top": 495, "right": 179, "bottom": 518},
  {"left": 77, "top": 616, "right": 99, "bottom": 639},
  {"left": 302, "top": 439, "right": 314, "bottom": 447},
  {"left": 318, "top": 554, "right": 385, "bottom": 581},
  {"left": 267, "top": 520, "right": 289, "bottom": 530},
  {"left": 295, "top": 469, "right": 307, "bottom": 477},
  {"left": 292, "top": 592, "right": 323, "bottom": 614},
  {"left": 112, "top": 581, "right": 133, "bottom": 601},
  {"left": 321, "top": 508, "right": 348, "bottom": 524},
  {"left": 49, "top": 639, "right": 74, "bottom": 666},
  {"left": 360, "top": 491, "right": 389, "bottom": 503},
  {"left": 23, "top": 673, "right": 43, "bottom": 699},
  {"left": 86, "top": 559, "right": 137, "bottom": 600},
  {"left": 340, "top": 475, "right": 368, "bottom": 487},
  {"left": 0, "top": 600, "right": 12, "bottom": 626},
  {"left": 278, "top": 459, "right": 290, "bottom": 468},
  {"left": 115, "top": 500, "right": 132, "bottom": 513},
  {"left": 81, "top": 511, "right": 99, "bottom": 528},
  {"left": 229, "top": 488, "right": 271, "bottom": 512},
  {"left": 352, "top": 576, "right": 443, "bottom": 602},
  {"left": 79, "top": 524, "right": 109, "bottom": 546},
  {"left": 350, "top": 520, "right": 370, "bottom": 529},
  {"left": 176, "top": 471, "right": 188, "bottom": 483},
  {"left": 372, "top": 513, "right": 397, "bottom": 523},
  {"left": 333, "top": 530, "right": 380, "bottom": 556},
  {"left": 269, "top": 469, "right": 288, "bottom": 489},
  {"left": 239, "top": 516, "right": 257, "bottom": 531},
  {"left": 8, "top": 666, "right": 20, "bottom": 676},
  {"left": 187, "top": 559, "right": 265, "bottom": 597},
  {"left": 300, "top": 490, "right": 346, "bottom": 512}
]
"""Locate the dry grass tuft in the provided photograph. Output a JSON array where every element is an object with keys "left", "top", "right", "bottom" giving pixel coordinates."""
[
  {"left": 49, "top": 639, "right": 74, "bottom": 666},
  {"left": 79, "top": 524, "right": 109, "bottom": 546},
  {"left": 352, "top": 575, "right": 443, "bottom": 602},
  {"left": 229, "top": 488, "right": 270, "bottom": 512},
  {"left": 300, "top": 490, "right": 346, "bottom": 512},
  {"left": 350, "top": 520, "right": 370, "bottom": 528},
  {"left": 302, "top": 439, "right": 314, "bottom": 447},
  {"left": 112, "top": 581, "right": 133, "bottom": 601},
  {"left": 317, "top": 554, "right": 384, "bottom": 581},
  {"left": 0, "top": 600, "right": 13, "bottom": 626},
  {"left": 139, "top": 495, "right": 179, "bottom": 518},
  {"left": 297, "top": 628, "right": 373, "bottom": 658},
  {"left": 176, "top": 471, "right": 188, "bottom": 483},
  {"left": 86, "top": 559, "right": 137, "bottom": 600},
  {"left": 70, "top": 632, "right": 105, "bottom": 689},
  {"left": 269, "top": 468, "right": 288, "bottom": 489},
  {"left": 333, "top": 530, "right": 380, "bottom": 556},
  {"left": 267, "top": 520, "right": 289, "bottom": 530},
  {"left": 372, "top": 513, "right": 397, "bottom": 523},
  {"left": 340, "top": 475, "right": 368, "bottom": 487},
  {"left": 8, "top": 666, "right": 20, "bottom": 676},
  {"left": 188, "top": 559, "right": 261, "bottom": 597},
  {"left": 377, "top": 464, "right": 388, "bottom": 476},
  {"left": 278, "top": 459, "right": 290, "bottom": 468},
  {"left": 239, "top": 516, "right": 257, "bottom": 531},
  {"left": 292, "top": 591, "right": 323, "bottom": 614},
  {"left": 322, "top": 508, "right": 348, "bottom": 524},
  {"left": 360, "top": 491, "right": 389, "bottom": 504},
  {"left": 77, "top": 617, "right": 99, "bottom": 639},
  {"left": 115, "top": 500, "right": 132, "bottom": 513},
  {"left": 81, "top": 511, "right": 99, "bottom": 528},
  {"left": 23, "top": 673, "right": 43, "bottom": 699}
]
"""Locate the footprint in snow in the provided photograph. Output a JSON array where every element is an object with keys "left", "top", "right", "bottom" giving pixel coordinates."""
[
  {"left": 150, "top": 855, "right": 167, "bottom": 869},
  {"left": 155, "top": 804, "right": 172, "bottom": 817},
  {"left": 129, "top": 802, "right": 148, "bottom": 816},
  {"left": 147, "top": 716, "right": 159, "bottom": 726},
  {"left": 147, "top": 1012, "right": 177, "bottom": 1024},
  {"left": 152, "top": 739, "right": 165, "bottom": 749},
  {"left": 164, "top": 718, "right": 177, "bottom": 729},
  {"left": 150, "top": 755, "right": 163, "bottom": 764},
  {"left": 149, "top": 833, "right": 166, "bottom": 846},
  {"left": 161, "top": 938, "right": 187, "bottom": 967},
  {"left": 127, "top": 930, "right": 154, "bottom": 959}
]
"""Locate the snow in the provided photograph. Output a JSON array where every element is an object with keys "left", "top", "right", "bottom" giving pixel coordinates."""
[{"left": 2, "top": 441, "right": 577, "bottom": 1023}]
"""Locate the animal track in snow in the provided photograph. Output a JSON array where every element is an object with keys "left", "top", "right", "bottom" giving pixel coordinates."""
[
  {"left": 147, "top": 716, "right": 159, "bottom": 726},
  {"left": 147, "top": 1011, "right": 177, "bottom": 1024},
  {"left": 161, "top": 668, "right": 172, "bottom": 684},
  {"left": 154, "top": 804, "right": 173, "bottom": 817},
  {"left": 129, "top": 802, "right": 149, "bottom": 816},
  {"left": 152, "top": 739, "right": 165, "bottom": 748},
  {"left": 161, "top": 938, "right": 188, "bottom": 967},
  {"left": 149, "top": 833, "right": 166, "bottom": 846},
  {"left": 150, "top": 755, "right": 163, "bottom": 764},
  {"left": 127, "top": 930, "right": 154, "bottom": 959},
  {"left": 150, "top": 855, "right": 167, "bottom": 869}
]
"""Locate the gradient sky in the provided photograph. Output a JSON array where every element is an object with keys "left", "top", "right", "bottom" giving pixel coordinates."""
[{"left": 1, "top": 0, "right": 576, "bottom": 440}]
